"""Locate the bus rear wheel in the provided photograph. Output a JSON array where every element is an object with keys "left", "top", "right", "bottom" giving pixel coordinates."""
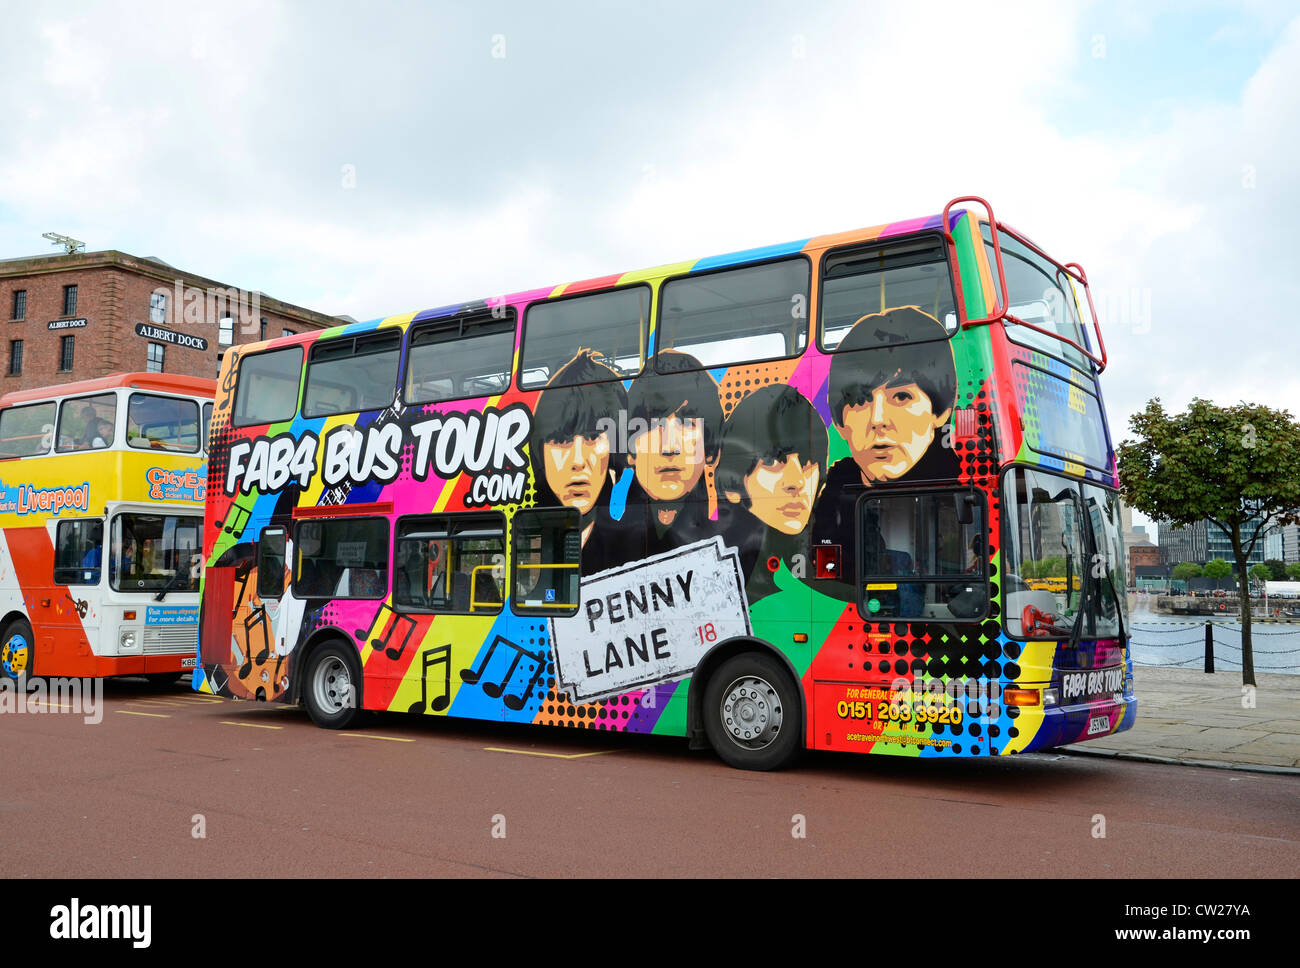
[
  {"left": 1, "top": 618, "right": 34, "bottom": 685},
  {"left": 703, "top": 652, "right": 801, "bottom": 771},
  {"left": 303, "top": 641, "right": 363, "bottom": 729}
]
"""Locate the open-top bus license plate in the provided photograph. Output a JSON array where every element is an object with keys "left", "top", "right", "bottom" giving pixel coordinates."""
[
  {"left": 1060, "top": 667, "right": 1124, "bottom": 702},
  {"left": 181, "top": 656, "right": 197, "bottom": 669},
  {"left": 1087, "top": 715, "right": 1111, "bottom": 736}
]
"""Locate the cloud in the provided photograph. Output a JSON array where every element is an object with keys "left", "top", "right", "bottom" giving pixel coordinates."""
[{"left": 1, "top": 0, "right": 1295, "bottom": 462}]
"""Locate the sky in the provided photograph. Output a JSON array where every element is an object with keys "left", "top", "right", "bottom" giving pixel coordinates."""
[{"left": 2, "top": 0, "right": 1298, "bottom": 537}]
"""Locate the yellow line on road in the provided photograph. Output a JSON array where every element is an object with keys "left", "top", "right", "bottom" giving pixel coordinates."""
[
  {"left": 27, "top": 700, "right": 75, "bottom": 709},
  {"left": 178, "top": 696, "right": 224, "bottom": 704},
  {"left": 220, "top": 720, "right": 284, "bottom": 730},
  {"left": 484, "top": 747, "right": 618, "bottom": 760},
  {"left": 116, "top": 710, "right": 170, "bottom": 718},
  {"left": 132, "top": 699, "right": 188, "bottom": 707},
  {"left": 339, "top": 733, "right": 415, "bottom": 743}
]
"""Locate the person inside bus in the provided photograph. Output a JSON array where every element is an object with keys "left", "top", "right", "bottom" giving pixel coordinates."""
[
  {"left": 616, "top": 350, "right": 724, "bottom": 564},
  {"left": 716, "top": 385, "right": 827, "bottom": 603},
  {"left": 528, "top": 349, "right": 629, "bottom": 575},
  {"left": 810, "top": 307, "right": 959, "bottom": 594}
]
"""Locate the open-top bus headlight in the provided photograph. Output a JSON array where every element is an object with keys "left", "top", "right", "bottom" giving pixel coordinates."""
[
  {"left": 1042, "top": 687, "right": 1059, "bottom": 707},
  {"left": 120, "top": 631, "right": 137, "bottom": 651}
]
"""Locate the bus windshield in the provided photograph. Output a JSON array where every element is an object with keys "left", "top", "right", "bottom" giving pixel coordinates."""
[
  {"left": 111, "top": 512, "right": 203, "bottom": 592},
  {"left": 1002, "top": 468, "right": 1128, "bottom": 639}
]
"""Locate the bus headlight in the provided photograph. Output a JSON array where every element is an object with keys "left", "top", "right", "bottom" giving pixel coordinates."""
[
  {"left": 120, "top": 631, "right": 138, "bottom": 651},
  {"left": 1042, "top": 687, "right": 1059, "bottom": 707}
]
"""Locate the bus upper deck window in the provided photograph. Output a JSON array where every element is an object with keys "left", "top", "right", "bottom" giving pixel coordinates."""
[
  {"left": 819, "top": 236, "right": 956, "bottom": 351},
  {"left": 233, "top": 346, "right": 303, "bottom": 427},
  {"left": 657, "top": 258, "right": 809, "bottom": 370},
  {"left": 303, "top": 331, "right": 401, "bottom": 418},
  {"left": 405, "top": 313, "right": 515, "bottom": 405},
  {"left": 0, "top": 401, "right": 56, "bottom": 458},
  {"left": 521, "top": 287, "right": 649, "bottom": 389},
  {"left": 56, "top": 393, "right": 117, "bottom": 452}
]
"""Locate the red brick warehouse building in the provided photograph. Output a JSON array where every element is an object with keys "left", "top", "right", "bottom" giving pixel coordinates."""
[{"left": 1, "top": 246, "right": 345, "bottom": 392}]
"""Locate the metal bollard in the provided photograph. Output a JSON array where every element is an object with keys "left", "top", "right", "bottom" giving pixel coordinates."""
[{"left": 1204, "top": 621, "right": 1214, "bottom": 673}]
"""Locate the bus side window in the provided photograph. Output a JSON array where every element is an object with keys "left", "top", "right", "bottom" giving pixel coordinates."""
[
  {"left": 54, "top": 519, "right": 104, "bottom": 585},
  {"left": 257, "top": 528, "right": 287, "bottom": 599},
  {"left": 859, "top": 490, "right": 987, "bottom": 621},
  {"left": 394, "top": 515, "right": 504, "bottom": 615},
  {"left": 511, "top": 507, "right": 580, "bottom": 615}
]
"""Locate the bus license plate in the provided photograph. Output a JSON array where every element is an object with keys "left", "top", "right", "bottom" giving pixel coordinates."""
[
  {"left": 181, "top": 657, "right": 197, "bottom": 669},
  {"left": 1087, "top": 715, "right": 1110, "bottom": 736}
]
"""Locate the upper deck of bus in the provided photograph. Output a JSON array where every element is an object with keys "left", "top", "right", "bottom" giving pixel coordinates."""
[
  {"left": 211, "top": 199, "right": 1114, "bottom": 504},
  {"left": 0, "top": 372, "right": 215, "bottom": 519}
]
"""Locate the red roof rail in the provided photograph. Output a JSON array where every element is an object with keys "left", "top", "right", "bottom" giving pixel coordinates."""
[{"left": 942, "top": 196, "right": 1108, "bottom": 372}]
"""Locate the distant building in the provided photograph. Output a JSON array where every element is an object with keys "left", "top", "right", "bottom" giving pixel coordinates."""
[
  {"left": 1127, "top": 543, "right": 1160, "bottom": 585},
  {"left": 1, "top": 248, "right": 341, "bottom": 390},
  {"left": 1159, "top": 517, "right": 1272, "bottom": 570}
]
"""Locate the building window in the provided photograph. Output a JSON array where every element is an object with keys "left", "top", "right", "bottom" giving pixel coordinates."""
[
  {"left": 150, "top": 290, "right": 168, "bottom": 323},
  {"left": 8, "top": 340, "right": 22, "bottom": 376},
  {"left": 12, "top": 290, "right": 25, "bottom": 321},
  {"left": 146, "top": 342, "right": 165, "bottom": 373},
  {"left": 62, "top": 285, "right": 78, "bottom": 317},
  {"left": 282, "top": 328, "right": 294, "bottom": 338},
  {"left": 59, "top": 335, "right": 75, "bottom": 371},
  {"left": 219, "top": 316, "right": 234, "bottom": 346}
]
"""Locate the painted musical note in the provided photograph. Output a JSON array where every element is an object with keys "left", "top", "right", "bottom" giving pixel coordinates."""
[
  {"left": 407, "top": 644, "right": 452, "bottom": 714},
  {"left": 217, "top": 353, "right": 240, "bottom": 410},
  {"left": 222, "top": 503, "right": 251, "bottom": 536},
  {"left": 231, "top": 559, "right": 253, "bottom": 616},
  {"left": 239, "top": 606, "right": 271, "bottom": 678},
  {"left": 460, "top": 635, "right": 546, "bottom": 711},
  {"left": 355, "top": 603, "right": 419, "bottom": 660}
]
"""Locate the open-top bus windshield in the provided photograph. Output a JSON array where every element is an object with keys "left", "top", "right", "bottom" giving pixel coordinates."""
[{"left": 111, "top": 513, "right": 202, "bottom": 592}]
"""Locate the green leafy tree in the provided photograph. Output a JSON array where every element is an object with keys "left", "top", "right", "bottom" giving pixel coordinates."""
[
  {"left": 1117, "top": 398, "right": 1300, "bottom": 686},
  {"left": 1171, "top": 562, "right": 1203, "bottom": 581},
  {"left": 1265, "top": 559, "right": 1288, "bottom": 582},
  {"left": 1250, "top": 563, "right": 1272, "bottom": 585},
  {"left": 1288, "top": 562, "right": 1300, "bottom": 581},
  {"left": 1203, "top": 558, "right": 1232, "bottom": 580}
]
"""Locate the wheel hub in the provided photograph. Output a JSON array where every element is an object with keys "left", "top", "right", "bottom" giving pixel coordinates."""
[{"left": 721, "top": 675, "right": 782, "bottom": 749}]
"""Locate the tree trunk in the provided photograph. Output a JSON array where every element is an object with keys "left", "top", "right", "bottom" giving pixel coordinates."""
[{"left": 1232, "top": 523, "right": 1256, "bottom": 687}]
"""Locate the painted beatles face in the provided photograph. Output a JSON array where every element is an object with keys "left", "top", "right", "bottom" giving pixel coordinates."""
[
  {"left": 840, "top": 380, "right": 951, "bottom": 484},
  {"left": 744, "top": 454, "right": 820, "bottom": 534},
  {"left": 543, "top": 432, "right": 610, "bottom": 516},
  {"left": 630, "top": 415, "right": 707, "bottom": 502}
]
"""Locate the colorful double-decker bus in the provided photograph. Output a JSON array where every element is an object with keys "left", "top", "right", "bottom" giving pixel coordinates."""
[
  {"left": 197, "top": 196, "right": 1132, "bottom": 769},
  {"left": 0, "top": 373, "right": 213, "bottom": 683}
]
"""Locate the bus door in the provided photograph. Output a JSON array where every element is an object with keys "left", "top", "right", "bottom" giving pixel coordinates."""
[{"left": 48, "top": 517, "right": 105, "bottom": 668}]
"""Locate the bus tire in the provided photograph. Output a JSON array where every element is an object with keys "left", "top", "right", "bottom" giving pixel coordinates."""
[
  {"left": 703, "top": 652, "right": 801, "bottom": 771},
  {"left": 1, "top": 618, "right": 35, "bottom": 686},
  {"left": 303, "top": 640, "right": 364, "bottom": 729}
]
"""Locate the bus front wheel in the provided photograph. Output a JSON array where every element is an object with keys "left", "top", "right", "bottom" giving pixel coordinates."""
[
  {"left": 703, "top": 652, "right": 801, "bottom": 771},
  {"left": 1, "top": 618, "right": 35, "bottom": 685},
  {"left": 303, "top": 641, "right": 364, "bottom": 729}
]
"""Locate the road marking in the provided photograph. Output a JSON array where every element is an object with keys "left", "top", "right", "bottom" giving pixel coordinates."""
[
  {"left": 484, "top": 747, "right": 618, "bottom": 760},
  {"left": 116, "top": 710, "right": 170, "bottom": 718},
  {"left": 220, "top": 720, "right": 284, "bottom": 730},
  {"left": 132, "top": 699, "right": 188, "bottom": 707},
  {"left": 339, "top": 733, "right": 415, "bottom": 743},
  {"left": 28, "top": 700, "right": 74, "bottom": 710},
  {"left": 178, "top": 696, "right": 225, "bottom": 704}
]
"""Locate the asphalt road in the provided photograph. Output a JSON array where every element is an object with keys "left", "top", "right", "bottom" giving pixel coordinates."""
[{"left": 4, "top": 678, "right": 1297, "bottom": 878}]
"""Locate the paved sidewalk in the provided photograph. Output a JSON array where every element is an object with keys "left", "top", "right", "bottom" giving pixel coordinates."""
[{"left": 1063, "top": 665, "right": 1300, "bottom": 773}]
